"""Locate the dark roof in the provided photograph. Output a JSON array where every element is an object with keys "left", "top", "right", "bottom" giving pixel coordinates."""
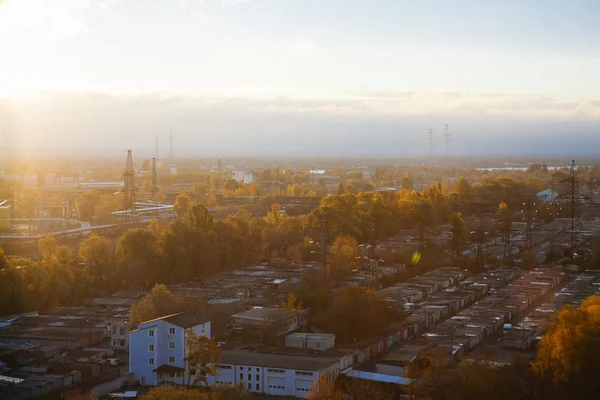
[
  {"left": 153, "top": 364, "right": 185, "bottom": 373},
  {"left": 139, "top": 312, "right": 210, "bottom": 329},
  {"left": 220, "top": 350, "right": 339, "bottom": 372}
]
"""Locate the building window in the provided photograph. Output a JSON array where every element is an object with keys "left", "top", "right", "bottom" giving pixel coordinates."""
[
  {"left": 169, "top": 341, "right": 175, "bottom": 349},
  {"left": 112, "top": 326, "right": 116, "bottom": 334},
  {"left": 240, "top": 373, "right": 243, "bottom": 381},
  {"left": 169, "top": 356, "right": 175, "bottom": 364},
  {"left": 267, "top": 368, "right": 285, "bottom": 374},
  {"left": 256, "top": 368, "right": 259, "bottom": 371},
  {"left": 149, "top": 344, "right": 154, "bottom": 352},
  {"left": 295, "top": 371, "right": 313, "bottom": 376},
  {"left": 256, "top": 383, "right": 259, "bottom": 391},
  {"left": 119, "top": 327, "right": 125, "bottom": 335},
  {"left": 149, "top": 358, "right": 154, "bottom": 366},
  {"left": 169, "top": 327, "right": 176, "bottom": 335},
  {"left": 247, "top": 383, "right": 251, "bottom": 389},
  {"left": 248, "top": 374, "right": 251, "bottom": 380},
  {"left": 149, "top": 329, "right": 154, "bottom": 337},
  {"left": 256, "top": 374, "right": 259, "bottom": 380},
  {"left": 240, "top": 367, "right": 244, "bottom": 370}
]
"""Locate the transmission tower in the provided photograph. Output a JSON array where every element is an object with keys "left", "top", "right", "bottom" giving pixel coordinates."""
[
  {"left": 524, "top": 197, "right": 535, "bottom": 249},
  {"left": 169, "top": 130, "right": 174, "bottom": 160},
  {"left": 122, "top": 149, "right": 136, "bottom": 219},
  {"left": 442, "top": 124, "right": 451, "bottom": 158},
  {"left": 428, "top": 129, "right": 434, "bottom": 159},
  {"left": 566, "top": 160, "right": 582, "bottom": 251}
]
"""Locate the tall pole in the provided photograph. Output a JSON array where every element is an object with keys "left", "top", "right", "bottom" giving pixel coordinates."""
[
  {"left": 320, "top": 219, "right": 327, "bottom": 269},
  {"left": 428, "top": 129, "right": 434, "bottom": 160},
  {"left": 123, "top": 149, "right": 136, "bottom": 219},
  {"left": 151, "top": 157, "right": 158, "bottom": 207},
  {"left": 169, "top": 130, "right": 174, "bottom": 160},
  {"left": 442, "top": 124, "right": 451, "bottom": 158}
]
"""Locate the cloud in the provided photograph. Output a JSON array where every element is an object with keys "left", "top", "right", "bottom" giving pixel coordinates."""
[
  {"left": 290, "top": 41, "right": 318, "bottom": 56},
  {"left": 3, "top": 91, "right": 599, "bottom": 158},
  {"left": 220, "top": 0, "right": 252, "bottom": 6}
]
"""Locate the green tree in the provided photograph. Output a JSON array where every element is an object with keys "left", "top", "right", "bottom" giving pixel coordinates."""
[
  {"left": 129, "top": 284, "right": 186, "bottom": 328},
  {"left": 185, "top": 330, "right": 221, "bottom": 387}
]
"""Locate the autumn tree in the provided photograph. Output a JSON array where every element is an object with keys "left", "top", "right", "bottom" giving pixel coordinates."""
[
  {"left": 141, "top": 386, "right": 208, "bottom": 400},
  {"left": 533, "top": 296, "right": 600, "bottom": 399},
  {"left": 307, "top": 377, "right": 343, "bottom": 400},
  {"left": 450, "top": 212, "right": 466, "bottom": 257},
  {"left": 185, "top": 330, "right": 221, "bottom": 387},
  {"left": 129, "top": 284, "right": 186, "bottom": 328},
  {"left": 76, "top": 190, "right": 101, "bottom": 222},
  {"left": 117, "top": 228, "right": 161, "bottom": 288},
  {"left": 327, "top": 286, "right": 390, "bottom": 344},
  {"left": 79, "top": 233, "right": 119, "bottom": 289},
  {"left": 327, "top": 235, "right": 359, "bottom": 280},
  {"left": 173, "top": 191, "right": 192, "bottom": 216},
  {"left": 521, "top": 250, "right": 535, "bottom": 269}
]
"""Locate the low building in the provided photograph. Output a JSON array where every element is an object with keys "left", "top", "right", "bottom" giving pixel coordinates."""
[
  {"left": 231, "top": 307, "right": 309, "bottom": 336},
  {"left": 212, "top": 350, "right": 342, "bottom": 398},
  {"left": 129, "top": 312, "right": 211, "bottom": 386},
  {"left": 285, "top": 333, "right": 335, "bottom": 351}
]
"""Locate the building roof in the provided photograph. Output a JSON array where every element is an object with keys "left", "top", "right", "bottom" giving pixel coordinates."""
[
  {"left": 344, "top": 370, "right": 415, "bottom": 386},
  {"left": 139, "top": 312, "right": 210, "bottom": 329},
  {"left": 220, "top": 351, "right": 339, "bottom": 372},
  {"left": 153, "top": 365, "right": 185, "bottom": 373}
]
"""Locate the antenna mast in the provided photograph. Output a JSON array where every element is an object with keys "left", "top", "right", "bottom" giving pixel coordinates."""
[{"left": 442, "top": 124, "right": 451, "bottom": 158}]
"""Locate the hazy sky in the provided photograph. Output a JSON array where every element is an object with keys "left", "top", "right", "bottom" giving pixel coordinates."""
[{"left": 1, "top": 0, "right": 600, "bottom": 156}]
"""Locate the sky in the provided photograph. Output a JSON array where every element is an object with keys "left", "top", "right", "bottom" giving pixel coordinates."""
[{"left": 1, "top": 0, "right": 600, "bottom": 156}]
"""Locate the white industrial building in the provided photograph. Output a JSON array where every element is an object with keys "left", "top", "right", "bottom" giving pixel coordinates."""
[{"left": 211, "top": 351, "right": 341, "bottom": 398}]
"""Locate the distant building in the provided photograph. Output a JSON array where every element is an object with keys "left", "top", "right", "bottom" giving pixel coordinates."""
[
  {"left": 537, "top": 188, "right": 559, "bottom": 202},
  {"left": 169, "top": 165, "right": 178, "bottom": 174},
  {"left": 129, "top": 312, "right": 211, "bottom": 386},
  {"left": 232, "top": 169, "right": 255, "bottom": 184},
  {"left": 231, "top": 307, "right": 309, "bottom": 336},
  {"left": 285, "top": 333, "right": 335, "bottom": 351}
]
